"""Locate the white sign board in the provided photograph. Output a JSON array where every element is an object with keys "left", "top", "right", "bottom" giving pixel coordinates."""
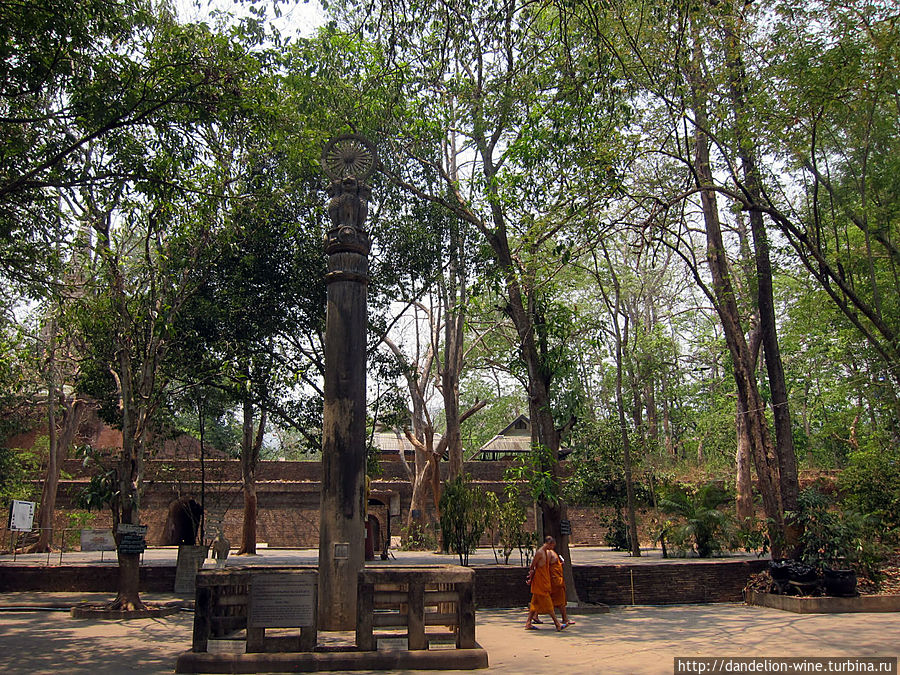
[
  {"left": 116, "top": 523, "right": 148, "bottom": 535},
  {"left": 8, "top": 500, "right": 35, "bottom": 532},
  {"left": 80, "top": 529, "right": 116, "bottom": 552},
  {"left": 249, "top": 573, "right": 316, "bottom": 628},
  {"left": 174, "top": 545, "right": 209, "bottom": 594},
  {"left": 204, "top": 510, "right": 225, "bottom": 535}
]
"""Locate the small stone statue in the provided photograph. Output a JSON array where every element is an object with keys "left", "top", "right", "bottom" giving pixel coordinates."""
[{"left": 211, "top": 532, "right": 230, "bottom": 568}]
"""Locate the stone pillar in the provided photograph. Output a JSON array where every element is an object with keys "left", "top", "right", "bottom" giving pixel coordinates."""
[{"left": 318, "top": 150, "right": 373, "bottom": 629}]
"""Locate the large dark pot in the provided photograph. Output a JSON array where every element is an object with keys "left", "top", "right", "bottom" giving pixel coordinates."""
[
  {"left": 788, "top": 562, "right": 818, "bottom": 584},
  {"left": 769, "top": 559, "right": 792, "bottom": 582},
  {"left": 824, "top": 568, "right": 858, "bottom": 597}
]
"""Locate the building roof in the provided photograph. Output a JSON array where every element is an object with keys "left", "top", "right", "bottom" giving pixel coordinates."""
[
  {"left": 370, "top": 429, "right": 443, "bottom": 456},
  {"left": 474, "top": 415, "right": 572, "bottom": 460}
]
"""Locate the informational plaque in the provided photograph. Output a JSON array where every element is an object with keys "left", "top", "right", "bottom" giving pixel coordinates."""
[
  {"left": 333, "top": 542, "right": 350, "bottom": 559},
  {"left": 117, "top": 523, "right": 148, "bottom": 535},
  {"left": 174, "top": 545, "right": 208, "bottom": 594},
  {"left": 116, "top": 524, "right": 148, "bottom": 554},
  {"left": 249, "top": 573, "right": 316, "bottom": 628},
  {"left": 8, "top": 500, "right": 35, "bottom": 532},
  {"left": 560, "top": 519, "right": 572, "bottom": 535},
  {"left": 80, "top": 529, "right": 116, "bottom": 552},
  {"left": 204, "top": 509, "right": 225, "bottom": 536}
]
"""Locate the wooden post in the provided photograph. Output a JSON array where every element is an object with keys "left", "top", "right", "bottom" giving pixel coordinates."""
[
  {"left": 318, "top": 135, "right": 376, "bottom": 631},
  {"left": 192, "top": 585, "right": 212, "bottom": 653},
  {"left": 407, "top": 580, "right": 427, "bottom": 650},
  {"left": 456, "top": 581, "right": 476, "bottom": 649},
  {"left": 355, "top": 581, "right": 376, "bottom": 651}
]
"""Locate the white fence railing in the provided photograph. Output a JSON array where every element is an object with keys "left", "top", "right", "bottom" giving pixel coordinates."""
[{"left": 0, "top": 527, "right": 119, "bottom": 565}]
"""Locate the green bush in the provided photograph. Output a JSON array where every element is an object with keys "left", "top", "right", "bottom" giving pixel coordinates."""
[
  {"left": 603, "top": 509, "right": 630, "bottom": 551},
  {"left": 840, "top": 447, "right": 900, "bottom": 542},
  {"left": 439, "top": 474, "right": 488, "bottom": 566},
  {"left": 0, "top": 446, "right": 39, "bottom": 509},
  {"left": 790, "top": 487, "right": 887, "bottom": 581},
  {"left": 399, "top": 522, "right": 438, "bottom": 551},
  {"left": 485, "top": 489, "right": 532, "bottom": 565}
]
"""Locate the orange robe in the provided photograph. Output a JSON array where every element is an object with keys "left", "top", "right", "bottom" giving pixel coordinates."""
[
  {"left": 549, "top": 555, "right": 566, "bottom": 606},
  {"left": 529, "top": 562, "right": 554, "bottom": 614}
]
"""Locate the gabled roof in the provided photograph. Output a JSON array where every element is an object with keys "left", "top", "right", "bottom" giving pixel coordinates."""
[
  {"left": 370, "top": 428, "right": 443, "bottom": 455},
  {"left": 474, "top": 415, "right": 572, "bottom": 460}
]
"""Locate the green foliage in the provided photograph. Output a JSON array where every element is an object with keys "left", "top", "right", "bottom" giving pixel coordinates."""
[
  {"left": 504, "top": 445, "right": 559, "bottom": 506},
  {"left": 399, "top": 522, "right": 438, "bottom": 552},
  {"left": 64, "top": 511, "right": 96, "bottom": 550},
  {"left": 603, "top": 510, "right": 630, "bottom": 551},
  {"left": 484, "top": 489, "right": 532, "bottom": 565},
  {"left": 839, "top": 447, "right": 900, "bottom": 541},
  {"left": 659, "top": 482, "right": 735, "bottom": 558},
  {"left": 0, "top": 447, "right": 39, "bottom": 509},
  {"left": 735, "top": 517, "right": 770, "bottom": 557},
  {"left": 564, "top": 417, "right": 653, "bottom": 508},
  {"left": 791, "top": 487, "right": 887, "bottom": 580},
  {"left": 439, "top": 474, "right": 488, "bottom": 566},
  {"left": 75, "top": 448, "right": 119, "bottom": 518}
]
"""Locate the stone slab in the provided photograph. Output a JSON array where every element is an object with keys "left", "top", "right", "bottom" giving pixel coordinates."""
[
  {"left": 359, "top": 565, "right": 476, "bottom": 585},
  {"left": 174, "top": 645, "right": 489, "bottom": 673},
  {"left": 745, "top": 590, "right": 900, "bottom": 614}
]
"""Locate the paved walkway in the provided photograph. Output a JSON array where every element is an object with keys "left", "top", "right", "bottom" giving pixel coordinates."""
[
  {"left": 0, "top": 594, "right": 896, "bottom": 675},
  {"left": 3, "top": 548, "right": 895, "bottom": 674},
  {"left": 0, "top": 545, "right": 764, "bottom": 568}
]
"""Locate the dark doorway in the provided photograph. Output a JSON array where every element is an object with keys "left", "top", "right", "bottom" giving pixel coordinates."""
[{"left": 164, "top": 497, "right": 203, "bottom": 546}]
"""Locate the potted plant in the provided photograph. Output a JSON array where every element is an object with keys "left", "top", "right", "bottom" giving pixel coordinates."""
[{"left": 791, "top": 488, "right": 873, "bottom": 597}]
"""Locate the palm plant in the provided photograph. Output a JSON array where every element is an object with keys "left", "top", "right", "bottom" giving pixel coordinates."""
[{"left": 659, "top": 482, "right": 734, "bottom": 557}]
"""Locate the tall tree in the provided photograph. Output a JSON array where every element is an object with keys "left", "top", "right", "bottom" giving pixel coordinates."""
[
  {"left": 69, "top": 6, "right": 279, "bottom": 610},
  {"left": 336, "top": 0, "right": 627, "bottom": 599}
]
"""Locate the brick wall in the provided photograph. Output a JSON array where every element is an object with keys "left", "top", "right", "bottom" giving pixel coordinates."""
[
  {"left": 0, "top": 565, "right": 176, "bottom": 593},
  {"left": 474, "top": 559, "right": 768, "bottom": 608},
  {"left": 0, "top": 559, "right": 766, "bottom": 604}
]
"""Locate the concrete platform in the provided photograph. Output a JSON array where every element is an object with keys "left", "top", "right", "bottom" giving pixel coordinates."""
[
  {"left": 745, "top": 590, "right": 900, "bottom": 613},
  {"left": 174, "top": 645, "right": 489, "bottom": 672}
]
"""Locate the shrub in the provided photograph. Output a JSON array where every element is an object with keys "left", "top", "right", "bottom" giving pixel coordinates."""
[
  {"left": 658, "top": 482, "right": 734, "bottom": 557},
  {"left": 790, "top": 487, "right": 887, "bottom": 581},
  {"left": 603, "top": 509, "right": 630, "bottom": 551},
  {"left": 840, "top": 447, "right": 900, "bottom": 543},
  {"left": 485, "top": 490, "right": 530, "bottom": 565},
  {"left": 399, "top": 522, "right": 438, "bottom": 551},
  {"left": 439, "top": 474, "right": 489, "bottom": 566}
]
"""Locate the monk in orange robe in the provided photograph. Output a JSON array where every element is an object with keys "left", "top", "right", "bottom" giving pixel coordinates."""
[
  {"left": 525, "top": 536, "right": 564, "bottom": 630},
  {"left": 548, "top": 546, "right": 573, "bottom": 626}
]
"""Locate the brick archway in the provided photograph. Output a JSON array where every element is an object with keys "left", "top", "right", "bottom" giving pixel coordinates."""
[{"left": 163, "top": 497, "right": 203, "bottom": 546}]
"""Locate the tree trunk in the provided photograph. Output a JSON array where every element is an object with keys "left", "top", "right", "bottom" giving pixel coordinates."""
[
  {"left": 616, "top": 338, "right": 642, "bottom": 558},
  {"left": 33, "top": 323, "right": 59, "bottom": 553},
  {"left": 238, "top": 395, "right": 265, "bottom": 555},
  {"left": 735, "top": 398, "right": 754, "bottom": 522},
  {"left": 687, "top": 20, "right": 786, "bottom": 555},
  {"left": 32, "top": 394, "right": 86, "bottom": 552},
  {"left": 720, "top": 6, "right": 800, "bottom": 547},
  {"left": 441, "top": 203, "right": 468, "bottom": 480}
]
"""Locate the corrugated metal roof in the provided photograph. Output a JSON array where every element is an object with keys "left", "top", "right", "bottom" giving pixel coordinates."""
[
  {"left": 478, "top": 435, "right": 532, "bottom": 453},
  {"left": 371, "top": 430, "right": 442, "bottom": 453}
]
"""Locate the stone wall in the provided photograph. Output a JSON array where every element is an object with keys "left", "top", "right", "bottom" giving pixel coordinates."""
[
  {"left": 474, "top": 559, "right": 768, "bottom": 608},
  {"left": 0, "top": 559, "right": 767, "bottom": 606},
  {"left": 50, "top": 461, "right": 631, "bottom": 548}
]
